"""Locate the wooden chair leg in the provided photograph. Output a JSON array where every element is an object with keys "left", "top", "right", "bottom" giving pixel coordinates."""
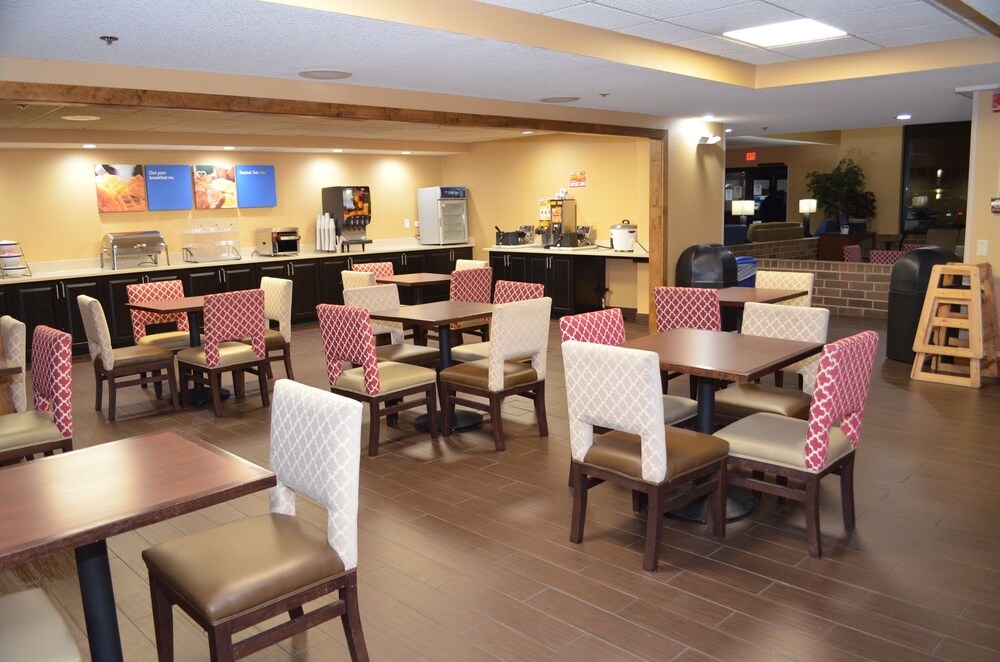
[
  {"left": 166, "top": 364, "right": 180, "bottom": 412},
  {"left": 489, "top": 393, "right": 505, "bottom": 451},
  {"left": 840, "top": 455, "right": 856, "bottom": 530},
  {"left": 257, "top": 363, "right": 270, "bottom": 407},
  {"left": 208, "top": 623, "right": 236, "bottom": 662},
  {"left": 442, "top": 383, "right": 453, "bottom": 436},
  {"left": 179, "top": 366, "right": 189, "bottom": 407},
  {"left": 386, "top": 399, "right": 400, "bottom": 428},
  {"left": 751, "top": 470, "right": 765, "bottom": 500},
  {"left": 708, "top": 461, "right": 726, "bottom": 539},
  {"left": 108, "top": 377, "right": 118, "bottom": 422},
  {"left": 533, "top": 382, "right": 548, "bottom": 437},
  {"left": 631, "top": 490, "right": 646, "bottom": 513},
  {"left": 367, "top": 401, "right": 382, "bottom": 457},
  {"left": 94, "top": 365, "right": 103, "bottom": 412},
  {"left": 776, "top": 475, "right": 788, "bottom": 505},
  {"left": 774, "top": 371, "right": 784, "bottom": 388},
  {"left": 341, "top": 573, "right": 370, "bottom": 662},
  {"left": 569, "top": 463, "right": 588, "bottom": 543},
  {"left": 148, "top": 576, "right": 175, "bottom": 662},
  {"left": 426, "top": 385, "right": 439, "bottom": 440},
  {"left": 140, "top": 371, "right": 149, "bottom": 389},
  {"left": 288, "top": 606, "right": 304, "bottom": 620},
  {"left": 153, "top": 376, "right": 163, "bottom": 399},
  {"left": 804, "top": 475, "right": 822, "bottom": 558},
  {"left": 232, "top": 370, "right": 245, "bottom": 398},
  {"left": 643, "top": 484, "right": 665, "bottom": 571},
  {"left": 283, "top": 350, "right": 295, "bottom": 380},
  {"left": 210, "top": 372, "right": 224, "bottom": 418}
]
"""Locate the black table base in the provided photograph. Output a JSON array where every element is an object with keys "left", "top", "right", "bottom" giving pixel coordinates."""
[{"left": 415, "top": 409, "right": 484, "bottom": 434}]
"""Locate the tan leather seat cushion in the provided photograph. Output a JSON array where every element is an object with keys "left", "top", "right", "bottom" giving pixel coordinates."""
[
  {"left": 264, "top": 328, "right": 286, "bottom": 348},
  {"left": 177, "top": 342, "right": 261, "bottom": 368},
  {"left": 439, "top": 358, "right": 537, "bottom": 390},
  {"left": 335, "top": 361, "right": 436, "bottom": 395},
  {"left": 142, "top": 514, "right": 345, "bottom": 624},
  {"left": 375, "top": 343, "right": 439, "bottom": 366},
  {"left": 0, "top": 589, "right": 81, "bottom": 662},
  {"left": 583, "top": 428, "right": 728, "bottom": 482},
  {"left": 663, "top": 395, "right": 698, "bottom": 426},
  {"left": 0, "top": 410, "right": 62, "bottom": 451},
  {"left": 96, "top": 344, "right": 173, "bottom": 371},
  {"left": 138, "top": 330, "right": 191, "bottom": 352},
  {"left": 714, "top": 383, "right": 811, "bottom": 420},
  {"left": 450, "top": 342, "right": 491, "bottom": 363},
  {"left": 714, "top": 412, "right": 853, "bottom": 472}
]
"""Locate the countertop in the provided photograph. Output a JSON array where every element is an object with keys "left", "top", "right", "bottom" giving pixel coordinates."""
[{"left": 482, "top": 244, "right": 649, "bottom": 259}]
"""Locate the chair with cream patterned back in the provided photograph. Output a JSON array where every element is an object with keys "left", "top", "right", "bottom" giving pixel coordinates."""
[
  {"left": 341, "top": 270, "right": 376, "bottom": 291},
  {"left": 754, "top": 270, "right": 814, "bottom": 307},
  {"left": 562, "top": 340, "right": 728, "bottom": 571},
  {"left": 318, "top": 304, "right": 438, "bottom": 456},
  {"left": 842, "top": 244, "right": 862, "bottom": 263},
  {"left": 653, "top": 286, "right": 721, "bottom": 396},
  {"left": 343, "top": 284, "right": 439, "bottom": 367},
  {"left": 450, "top": 280, "right": 543, "bottom": 363},
  {"left": 176, "top": 289, "right": 270, "bottom": 417},
  {"left": 0, "top": 588, "right": 81, "bottom": 661},
  {"left": 352, "top": 261, "right": 394, "bottom": 278},
  {"left": 78, "top": 294, "right": 179, "bottom": 421},
  {"left": 714, "top": 331, "right": 879, "bottom": 557},
  {"left": 260, "top": 276, "right": 295, "bottom": 379},
  {"left": 714, "top": 302, "right": 829, "bottom": 422},
  {"left": 143, "top": 379, "right": 369, "bottom": 661},
  {"left": 0, "top": 325, "right": 72, "bottom": 463},
  {"left": 1, "top": 315, "right": 27, "bottom": 412},
  {"left": 455, "top": 258, "right": 488, "bottom": 270},
  {"left": 448, "top": 266, "right": 493, "bottom": 344},
  {"left": 126, "top": 279, "right": 192, "bottom": 352}
]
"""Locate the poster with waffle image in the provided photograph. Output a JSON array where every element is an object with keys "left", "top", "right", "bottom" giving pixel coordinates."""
[{"left": 95, "top": 164, "right": 147, "bottom": 212}]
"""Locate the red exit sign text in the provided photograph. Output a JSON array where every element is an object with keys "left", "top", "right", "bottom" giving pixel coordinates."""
[{"left": 746, "top": 151, "right": 757, "bottom": 162}]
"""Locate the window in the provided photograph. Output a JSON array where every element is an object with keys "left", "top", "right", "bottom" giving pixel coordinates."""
[{"left": 901, "top": 122, "right": 969, "bottom": 232}]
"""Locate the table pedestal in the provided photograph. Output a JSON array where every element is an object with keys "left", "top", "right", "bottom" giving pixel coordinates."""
[
  {"left": 76, "top": 540, "right": 124, "bottom": 662},
  {"left": 415, "top": 409, "right": 483, "bottom": 433}
]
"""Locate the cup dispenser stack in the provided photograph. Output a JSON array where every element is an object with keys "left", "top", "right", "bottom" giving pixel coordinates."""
[{"left": 321, "top": 186, "right": 372, "bottom": 252}]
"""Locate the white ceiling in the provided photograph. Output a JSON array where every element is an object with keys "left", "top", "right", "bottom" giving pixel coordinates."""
[{"left": 0, "top": 0, "right": 998, "bottom": 147}]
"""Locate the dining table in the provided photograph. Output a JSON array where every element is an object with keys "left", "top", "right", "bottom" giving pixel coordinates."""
[
  {"left": 716, "top": 286, "right": 807, "bottom": 331},
  {"left": 0, "top": 431, "right": 275, "bottom": 662},
  {"left": 375, "top": 272, "right": 452, "bottom": 304}
]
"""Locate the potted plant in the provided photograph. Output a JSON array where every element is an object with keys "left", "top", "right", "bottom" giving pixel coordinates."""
[{"left": 805, "top": 158, "right": 877, "bottom": 222}]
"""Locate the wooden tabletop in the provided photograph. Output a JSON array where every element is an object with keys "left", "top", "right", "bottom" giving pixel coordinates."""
[
  {"left": 0, "top": 432, "right": 275, "bottom": 568},
  {"left": 623, "top": 328, "right": 822, "bottom": 383},
  {"left": 716, "top": 287, "right": 806, "bottom": 307},
  {"left": 0, "top": 356, "right": 21, "bottom": 378},
  {"left": 369, "top": 300, "right": 494, "bottom": 327},
  {"left": 124, "top": 295, "right": 206, "bottom": 315},
  {"left": 376, "top": 272, "right": 452, "bottom": 287}
]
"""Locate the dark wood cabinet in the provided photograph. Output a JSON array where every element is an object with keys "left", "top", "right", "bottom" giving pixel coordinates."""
[
  {"left": 184, "top": 264, "right": 254, "bottom": 296},
  {"left": 101, "top": 274, "right": 145, "bottom": 346},
  {"left": 287, "top": 260, "right": 319, "bottom": 322},
  {"left": 318, "top": 257, "right": 351, "bottom": 305},
  {"left": 488, "top": 251, "right": 605, "bottom": 317},
  {"left": 11, "top": 277, "right": 99, "bottom": 356}
]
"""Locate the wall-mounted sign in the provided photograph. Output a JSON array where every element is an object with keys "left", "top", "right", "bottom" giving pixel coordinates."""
[
  {"left": 95, "top": 164, "right": 147, "bottom": 212},
  {"left": 746, "top": 151, "right": 757, "bottom": 162},
  {"left": 569, "top": 170, "right": 587, "bottom": 188},
  {"left": 193, "top": 164, "right": 237, "bottom": 209},
  {"left": 234, "top": 165, "right": 277, "bottom": 208},
  {"left": 991, "top": 197, "right": 1000, "bottom": 213},
  {"left": 145, "top": 165, "right": 194, "bottom": 211}
]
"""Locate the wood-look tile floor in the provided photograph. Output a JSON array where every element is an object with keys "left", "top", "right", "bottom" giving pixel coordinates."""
[{"left": 2, "top": 315, "right": 999, "bottom": 661}]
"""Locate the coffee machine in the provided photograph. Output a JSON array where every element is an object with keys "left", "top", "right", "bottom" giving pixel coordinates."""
[{"left": 321, "top": 186, "right": 372, "bottom": 252}]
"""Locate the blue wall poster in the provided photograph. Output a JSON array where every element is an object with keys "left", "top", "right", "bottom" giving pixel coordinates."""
[
  {"left": 235, "top": 165, "right": 277, "bottom": 208},
  {"left": 145, "top": 165, "right": 194, "bottom": 211}
]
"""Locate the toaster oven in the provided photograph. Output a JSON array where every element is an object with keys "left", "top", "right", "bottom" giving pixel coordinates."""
[{"left": 255, "top": 227, "right": 300, "bottom": 256}]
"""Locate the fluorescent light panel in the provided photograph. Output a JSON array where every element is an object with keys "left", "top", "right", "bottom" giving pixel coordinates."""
[{"left": 723, "top": 19, "right": 846, "bottom": 48}]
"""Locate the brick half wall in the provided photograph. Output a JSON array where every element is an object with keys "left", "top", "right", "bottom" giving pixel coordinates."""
[{"left": 757, "top": 258, "right": 890, "bottom": 319}]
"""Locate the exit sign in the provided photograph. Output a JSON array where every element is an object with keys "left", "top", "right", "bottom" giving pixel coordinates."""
[{"left": 746, "top": 151, "right": 757, "bottom": 161}]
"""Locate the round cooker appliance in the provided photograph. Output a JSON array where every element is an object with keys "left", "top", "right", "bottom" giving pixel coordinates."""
[{"left": 610, "top": 220, "right": 637, "bottom": 252}]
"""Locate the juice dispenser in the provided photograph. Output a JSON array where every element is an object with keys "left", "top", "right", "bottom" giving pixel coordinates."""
[{"left": 321, "top": 186, "right": 373, "bottom": 252}]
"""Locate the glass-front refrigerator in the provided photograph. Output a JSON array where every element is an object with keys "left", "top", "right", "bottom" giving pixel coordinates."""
[{"left": 418, "top": 186, "right": 468, "bottom": 245}]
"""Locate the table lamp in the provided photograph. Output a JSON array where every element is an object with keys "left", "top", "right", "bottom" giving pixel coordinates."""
[
  {"left": 798, "top": 198, "right": 817, "bottom": 236},
  {"left": 732, "top": 200, "right": 754, "bottom": 225}
]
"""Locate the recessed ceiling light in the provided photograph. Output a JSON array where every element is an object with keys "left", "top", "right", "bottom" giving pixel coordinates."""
[
  {"left": 896, "top": 114, "right": 912, "bottom": 120},
  {"left": 702, "top": 115, "right": 716, "bottom": 122},
  {"left": 540, "top": 96, "right": 580, "bottom": 103},
  {"left": 223, "top": 146, "right": 235, "bottom": 151},
  {"left": 723, "top": 19, "right": 846, "bottom": 48},
  {"left": 725, "top": 128, "right": 733, "bottom": 133},
  {"left": 521, "top": 130, "right": 534, "bottom": 135},
  {"left": 298, "top": 69, "right": 352, "bottom": 80},
  {"left": 62, "top": 114, "right": 101, "bottom": 122},
  {"left": 401, "top": 151, "right": 411, "bottom": 155},
  {"left": 82, "top": 144, "right": 96, "bottom": 149},
  {"left": 332, "top": 148, "right": 344, "bottom": 153}
]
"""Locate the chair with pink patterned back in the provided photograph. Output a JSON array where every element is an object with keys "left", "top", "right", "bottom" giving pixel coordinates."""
[
  {"left": 450, "top": 280, "right": 543, "bottom": 363},
  {"left": 714, "top": 330, "right": 879, "bottom": 557},
  {"left": 842, "top": 244, "right": 862, "bottom": 263},
  {"left": 126, "top": 279, "right": 192, "bottom": 351},
  {"left": 317, "top": 304, "right": 438, "bottom": 456},
  {"left": 0, "top": 325, "right": 73, "bottom": 463},
  {"left": 902, "top": 243, "right": 923, "bottom": 252},
  {"left": 352, "top": 261, "right": 394, "bottom": 279},
  {"left": 448, "top": 266, "right": 493, "bottom": 344},
  {"left": 176, "top": 289, "right": 269, "bottom": 417},
  {"left": 869, "top": 249, "right": 906, "bottom": 265},
  {"left": 653, "top": 286, "right": 721, "bottom": 397}
]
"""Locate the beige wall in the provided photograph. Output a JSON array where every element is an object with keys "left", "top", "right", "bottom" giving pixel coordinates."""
[
  {"left": 966, "top": 90, "right": 1000, "bottom": 333},
  {"left": 726, "top": 126, "right": 903, "bottom": 235}
]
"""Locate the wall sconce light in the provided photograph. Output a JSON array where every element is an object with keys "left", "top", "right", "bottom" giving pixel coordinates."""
[
  {"left": 698, "top": 134, "right": 722, "bottom": 145},
  {"left": 732, "top": 200, "right": 755, "bottom": 224},
  {"left": 798, "top": 198, "right": 817, "bottom": 237}
]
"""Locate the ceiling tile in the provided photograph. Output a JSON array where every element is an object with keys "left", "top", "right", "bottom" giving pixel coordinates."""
[
  {"left": 771, "top": 36, "right": 880, "bottom": 58},
  {"left": 672, "top": 36, "right": 795, "bottom": 64},
  {"left": 665, "top": 1, "right": 800, "bottom": 33},
  {"left": 595, "top": 0, "right": 756, "bottom": 21},
  {"left": 767, "top": 0, "right": 907, "bottom": 18},
  {"left": 824, "top": 2, "right": 952, "bottom": 35},
  {"left": 546, "top": 3, "right": 651, "bottom": 29},
  {"left": 862, "top": 21, "right": 979, "bottom": 47},
  {"left": 616, "top": 20, "right": 706, "bottom": 43},
  {"left": 473, "top": 0, "right": 583, "bottom": 13}
]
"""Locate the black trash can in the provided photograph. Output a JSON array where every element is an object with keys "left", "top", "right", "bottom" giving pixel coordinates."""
[
  {"left": 886, "top": 246, "right": 959, "bottom": 363},
  {"left": 675, "top": 244, "right": 738, "bottom": 329}
]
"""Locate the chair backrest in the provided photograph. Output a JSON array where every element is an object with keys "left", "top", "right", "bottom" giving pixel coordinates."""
[
  {"left": 77, "top": 295, "right": 115, "bottom": 369},
  {"left": 653, "top": 286, "right": 721, "bottom": 333},
  {"left": 902, "top": 243, "right": 923, "bottom": 252},
  {"left": 804, "top": 330, "right": 879, "bottom": 471},
  {"left": 341, "top": 270, "right": 376, "bottom": 290},
  {"left": 316, "top": 304, "right": 381, "bottom": 396},
  {"left": 342, "top": 284, "right": 404, "bottom": 344},
  {"left": 869, "top": 249, "right": 905, "bottom": 265},
  {"left": 487, "top": 297, "right": 552, "bottom": 391},
  {"left": 202, "top": 289, "right": 266, "bottom": 368},
  {"left": 559, "top": 308, "right": 626, "bottom": 345},
  {"left": 268, "top": 379, "right": 363, "bottom": 570},
  {"left": 754, "top": 270, "right": 814, "bottom": 307},
  {"left": 742, "top": 302, "right": 830, "bottom": 393},
  {"left": 260, "top": 276, "right": 293, "bottom": 343},
  {"left": 0, "top": 315, "right": 27, "bottom": 412},
  {"left": 493, "top": 280, "right": 544, "bottom": 304},
  {"left": 450, "top": 266, "right": 493, "bottom": 303},
  {"left": 843, "top": 245, "right": 862, "bottom": 262},
  {"left": 29, "top": 325, "right": 72, "bottom": 438},
  {"left": 352, "top": 261, "right": 394, "bottom": 278},
  {"left": 455, "top": 258, "right": 488, "bottom": 270},
  {"left": 562, "top": 341, "right": 668, "bottom": 483},
  {"left": 126, "top": 279, "right": 189, "bottom": 343}
]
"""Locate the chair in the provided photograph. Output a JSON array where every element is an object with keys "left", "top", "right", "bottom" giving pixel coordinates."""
[
  {"left": 714, "top": 302, "right": 830, "bottom": 422},
  {"left": 450, "top": 280, "right": 543, "bottom": 362},
  {"left": 176, "top": 289, "right": 270, "bottom": 418},
  {"left": 653, "top": 286, "right": 721, "bottom": 396},
  {"left": 438, "top": 297, "right": 551, "bottom": 451},
  {"left": 869, "top": 249, "right": 906, "bottom": 265},
  {"left": 455, "top": 258, "right": 488, "bottom": 270},
  {"left": 0, "top": 588, "right": 81, "bottom": 661},
  {"left": 342, "top": 270, "right": 376, "bottom": 290},
  {"left": 559, "top": 308, "right": 697, "bottom": 426},
  {"left": 260, "top": 276, "right": 295, "bottom": 379},
  {"left": 78, "top": 295, "right": 180, "bottom": 421},
  {"left": 448, "top": 266, "right": 493, "bottom": 344},
  {"left": 352, "top": 261, "right": 394, "bottom": 278},
  {"left": 842, "top": 244, "right": 862, "bottom": 262},
  {"left": 142, "top": 379, "right": 369, "bottom": 661},
  {"left": 318, "top": 304, "right": 438, "bottom": 456},
  {"left": 343, "top": 284, "right": 438, "bottom": 367},
  {"left": 0, "top": 325, "right": 72, "bottom": 464},
  {"left": 1, "top": 315, "right": 27, "bottom": 412},
  {"left": 714, "top": 331, "right": 879, "bottom": 557},
  {"left": 754, "top": 270, "right": 814, "bottom": 307},
  {"left": 562, "top": 340, "right": 727, "bottom": 571},
  {"left": 126, "top": 279, "right": 192, "bottom": 352}
]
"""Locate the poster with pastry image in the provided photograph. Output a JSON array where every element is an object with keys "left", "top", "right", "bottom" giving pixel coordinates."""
[
  {"left": 192, "top": 164, "right": 238, "bottom": 209},
  {"left": 95, "top": 164, "right": 147, "bottom": 212}
]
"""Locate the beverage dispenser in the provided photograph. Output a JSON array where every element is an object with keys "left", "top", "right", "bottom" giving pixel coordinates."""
[
  {"left": 536, "top": 199, "right": 577, "bottom": 248},
  {"left": 321, "top": 186, "right": 372, "bottom": 252}
]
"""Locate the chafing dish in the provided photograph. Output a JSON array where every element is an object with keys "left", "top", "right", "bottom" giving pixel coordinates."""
[{"left": 101, "top": 231, "right": 170, "bottom": 270}]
